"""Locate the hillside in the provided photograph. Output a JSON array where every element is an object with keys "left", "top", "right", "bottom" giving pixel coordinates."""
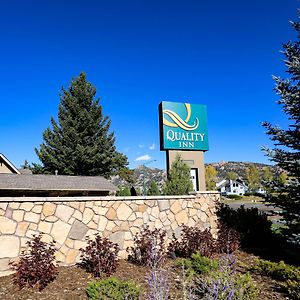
[{"left": 110, "top": 161, "right": 276, "bottom": 192}]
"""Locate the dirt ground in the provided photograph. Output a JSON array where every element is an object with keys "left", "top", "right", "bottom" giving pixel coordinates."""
[{"left": 0, "top": 251, "right": 289, "bottom": 300}]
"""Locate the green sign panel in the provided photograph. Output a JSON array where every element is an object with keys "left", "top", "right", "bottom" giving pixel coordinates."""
[{"left": 159, "top": 101, "right": 209, "bottom": 151}]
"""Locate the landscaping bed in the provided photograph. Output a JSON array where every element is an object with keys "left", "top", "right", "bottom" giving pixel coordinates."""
[{"left": 0, "top": 251, "right": 289, "bottom": 300}]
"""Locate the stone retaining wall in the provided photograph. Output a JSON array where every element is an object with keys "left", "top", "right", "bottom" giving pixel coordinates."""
[{"left": 0, "top": 192, "right": 219, "bottom": 276}]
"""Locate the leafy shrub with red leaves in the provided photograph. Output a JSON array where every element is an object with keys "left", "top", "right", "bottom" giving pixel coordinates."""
[
  {"left": 168, "top": 226, "right": 216, "bottom": 258},
  {"left": 127, "top": 225, "right": 167, "bottom": 267},
  {"left": 216, "top": 223, "right": 241, "bottom": 253},
  {"left": 10, "top": 233, "right": 58, "bottom": 290},
  {"left": 78, "top": 233, "right": 119, "bottom": 277}
]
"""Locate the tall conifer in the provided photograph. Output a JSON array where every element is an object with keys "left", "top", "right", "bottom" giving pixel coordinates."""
[
  {"left": 262, "top": 17, "right": 300, "bottom": 242},
  {"left": 35, "top": 73, "right": 128, "bottom": 178}
]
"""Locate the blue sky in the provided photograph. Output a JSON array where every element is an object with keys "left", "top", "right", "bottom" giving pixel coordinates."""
[{"left": 0, "top": 0, "right": 298, "bottom": 170}]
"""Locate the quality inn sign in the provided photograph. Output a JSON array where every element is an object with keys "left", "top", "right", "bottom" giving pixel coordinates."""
[{"left": 159, "top": 101, "right": 209, "bottom": 151}]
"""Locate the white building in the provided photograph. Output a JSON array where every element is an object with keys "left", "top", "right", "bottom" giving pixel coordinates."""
[{"left": 216, "top": 179, "right": 248, "bottom": 196}]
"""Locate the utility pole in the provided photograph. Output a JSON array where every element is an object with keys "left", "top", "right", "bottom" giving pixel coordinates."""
[{"left": 142, "top": 160, "right": 156, "bottom": 196}]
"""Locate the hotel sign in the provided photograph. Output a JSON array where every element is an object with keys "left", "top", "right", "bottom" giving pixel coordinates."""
[{"left": 159, "top": 101, "right": 209, "bottom": 151}]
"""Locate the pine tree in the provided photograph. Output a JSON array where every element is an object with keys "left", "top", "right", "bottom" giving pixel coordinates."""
[
  {"left": 262, "top": 17, "right": 300, "bottom": 242},
  {"left": 147, "top": 181, "right": 160, "bottom": 196},
  {"left": 163, "top": 155, "right": 193, "bottom": 195},
  {"left": 35, "top": 73, "right": 128, "bottom": 178},
  {"left": 205, "top": 165, "right": 218, "bottom": 190}
]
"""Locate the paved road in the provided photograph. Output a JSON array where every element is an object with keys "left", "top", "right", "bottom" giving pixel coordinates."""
[{"left": 224, "top": 201, "right": 279, "bottom": 213}]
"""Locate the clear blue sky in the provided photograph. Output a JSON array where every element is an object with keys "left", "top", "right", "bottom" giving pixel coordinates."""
[{"left": 0, "top": 0, "right": 298, "bottom": 170}]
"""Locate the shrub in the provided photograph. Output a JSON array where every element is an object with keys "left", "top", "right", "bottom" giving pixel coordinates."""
[
  {"left": 281, "top": 280, "right": 300, "bottom": 300},
  {"left": 216, "top": 223, "right": 240, "bottom": 253},
  {"left": 79, "top": 233, "right": 119, "bottom": 277},
  {"left": 251, "top": 259, "right": 300, "bottom": 299},
  {"left": 116, "top": 186, "right": 131, "bottom": 196},
  {"left": 195, "top": 254, "right": 258, "bottom": 300},
  {"left": 251, "top": 259, "right": 300, "bottom": 282},
  {"left": 10, "top": 233, "right": 58, "bottom": 290},
  {"left": 86, "top": 277, "right": 141, "bottom": 300},
  {"left": 146, "top": 268, "right": 170, "bottom": 300},
  {"left": 217, "top": 203, "right": 274, "bottom": 248},
  {"left": 168, "top": 226, "right": 215, "bottom": 258},
  {"left": 226, "top": 194, "right": 243, "bottom": 200},
  {"left": 178, "top": 251, "right": 219, "bottom": 276},
  {"left": 127, "top": 225, "right": 167, "bottom": 267}
]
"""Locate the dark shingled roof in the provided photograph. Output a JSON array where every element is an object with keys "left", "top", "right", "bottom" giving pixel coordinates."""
[{"left": 0, "top": 174, "right": 117, "bottom": 192}]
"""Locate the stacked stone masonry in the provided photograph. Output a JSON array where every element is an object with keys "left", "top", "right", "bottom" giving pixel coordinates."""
[{"left": 0, "top": 192, "right": 219, "bottom": 276}]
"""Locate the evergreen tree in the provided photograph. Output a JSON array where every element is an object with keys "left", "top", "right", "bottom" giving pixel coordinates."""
[
  {"left": 205, "top": 165, "right": 218, "bottom": 190},
  {"left": 163, "top": 155, "right": 193, "bottom": 195},
  {"left": 262, "top": 17, "right": 300, "bottom": 242},
  {"left": 147, "top": 181, "right": 160, "bottom": 196},
  {"left": 35, "top": 73, "right": 128, "bottom": 178}
]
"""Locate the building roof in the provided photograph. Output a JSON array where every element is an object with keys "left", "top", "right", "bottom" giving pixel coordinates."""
[
  {"left": 0, "top": 174, "right": 117, "bottom": 192},
  {"left": 0, "top": 154, "right": 21, "bottom": 174}
]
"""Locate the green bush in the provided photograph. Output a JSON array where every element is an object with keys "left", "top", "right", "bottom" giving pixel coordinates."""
[
  {"left": 116, "top": 186, "right": 131, "bottom": 196},
  {"left": 217, "top": 204, "right": 275, "bottom": 248},
  {"left": 251, "top": 259, "right": 300, "bottom": 281},
  {"left": 86, "top": 277, "right": 141, "bottom": 300},
  {"left": 281, "top": 280, "right": 300, "bottom": 300},
  {"left": 226, "top": 194, "right": 243, "bottom": 200},
  {"left": 195, "top": 255, "right": 258, "bottom": 300},
  {"left": 178, "top": 251, "right": 219, "bottom": 276},
  {"left": 251, "top": 259, "right": 300, "bottom": 299}
]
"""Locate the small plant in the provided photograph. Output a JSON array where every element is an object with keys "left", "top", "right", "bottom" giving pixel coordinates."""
[
  {"left": 251, "top": 259, "right": 300, "bottom": 281},
  {"left": 146, "top": 268, "right": 170, "bottom": 300},
  {"left": 216, "top": 224, "right": 240, "bottom": 253},
  {"left": 281, "top": 279, "right": 300, "bottom": 300},
  {"left": 127, "top": 225, "right": 167, "bottom": 267},
  {"left": 10, "top": 233, "right": 58, "bottom": 290},
  {"left": 79, "top": 233, "right": 119, "bottom": 277},
  {"left": 168, "top": 226, "right": 215, "bottom": 258},
  {"left": 116, "top": 186, "right": 131, "bottom": 196},
  {"left": 251, "top": 259, "right": 300, "bottom": 299},
  {"left": 86, "top": 277, "right": 141, "bottom": 300},
  {"left": 226, "top": 194, "right": 243, "bottom": 200},
  {"left": 195, "top": 254, "right": 258, "bottom": 300},
  {"left": 178, "top": 252, "right": 219, "bottom": 277}
]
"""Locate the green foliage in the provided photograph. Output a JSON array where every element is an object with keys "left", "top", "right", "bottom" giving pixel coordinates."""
[
  {"left": 217, "top": 204, "right": 274, "bottom": 248},
  {"left": 251, "top": 259, "right": 300, "bottom": 299},
  {"left": 147, "top": 181, "right": 160, "bottom": 196},
  {"left": 226, "top": 194, "right": 243, "bottom": 200},
  {"left": 245, "top": 164, "right": 260, "bottom": 192},
  {"left": 251, "top": 259, "right": 300, "bottom": 282},
  {"left": 86, "top": 277, "right": 141, "bottom": 300},
  {"left": 226, "top": 171, "right": 238, "bottom": 181},
  {"left": 35, "top": 72, "right": 129, "bottom": 178},
  {"left": 178, "top": 251, "right": 219, "bottom": 276},
  {"left": 116, "top": 186, "right": 131, "bottom": 196},
  {"left": 205, "top": 165, "right": 218, "bottom": 190},
  {"left": 262, "top": 16, "right": 300, "bottom": 242},
  {"left": 281, "top": 280, "right": 300, "bottom": 300},
  {"left": 163, "top": 154, "right": 193, "bottom": 195},
  {"left": 118, "top": 168, "right": 136, "bottom": 185},
  {"left": 196, "top": 255, "right": 258, "bottom": 300}
]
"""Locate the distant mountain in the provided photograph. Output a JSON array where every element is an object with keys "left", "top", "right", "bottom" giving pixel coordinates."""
[
  {"left": 110, "top": 161, "right": 276, "bottom": 192},
  {"left": 207, "top": 161, "right": 276, "bottom": 181}
]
